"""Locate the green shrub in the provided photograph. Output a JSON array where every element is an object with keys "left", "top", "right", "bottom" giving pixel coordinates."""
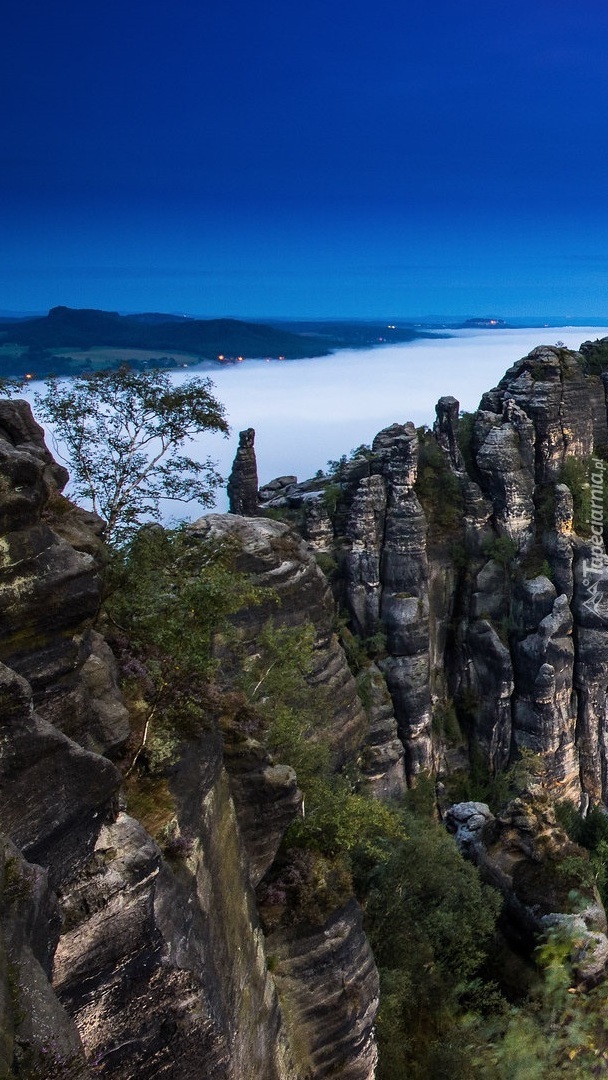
[
  {"left": 322, "top": 481, "right": 342, "bottom": 515},
  {"left": 555, "top": 802, "right": 608, "bottom": 908},
  {"left": 107, "top": 525, "right": 262, "bottom": 771},
  {"left": 315, "top": 551, "right": 338, "bottom": 579},
  {"left": 432, "top": 697, "right": 462, "bottom": 744},
  {"left": 364, "top": 810, "right": 502, "bottom": 1079},
  {"left": 415, "top": 430, "right": 464, "bottom": 538},
  {"left": 482, "top": 534, "right": 519, "bottom": 567},
  {"left": 457, "top": 410, "right": 476, "bottom": 476},
  {"left": 559, "top": 455, "right": 608, "bottom": 537}
]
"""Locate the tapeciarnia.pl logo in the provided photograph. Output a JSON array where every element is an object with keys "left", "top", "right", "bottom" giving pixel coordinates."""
[{"left": 581, "top": 459, "right": 608, "bottom": 621}]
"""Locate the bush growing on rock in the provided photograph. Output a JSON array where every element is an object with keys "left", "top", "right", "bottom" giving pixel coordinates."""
[
  {"left": 415, "top": 427, "right": 464, "bottom": 537},
  {"left": 107, "top": 525, "right": 261, "bottom": 771}
]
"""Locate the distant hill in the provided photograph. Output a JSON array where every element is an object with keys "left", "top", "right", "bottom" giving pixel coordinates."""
[
  {"left": 456, "top": 317, "right": 508, "bottom": 329},
  {"left": 0, "top": 307, "right": 434, "bottom": 378},
  {"left": 0, "top": 306, "right": 331, "bottom": 359},
  {"left": 277, "top": 319, "right": 438, "bottom": 348}
]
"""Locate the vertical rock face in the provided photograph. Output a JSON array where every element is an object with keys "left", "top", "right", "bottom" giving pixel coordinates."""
[
  {"left": 338, "top": 425, "right": 432, "bottom": 780},
  {"left": 269, "top": 338, "right": 608, "bottom": 806},
  {"left": 434, "top": 395, "right": 466, "bottom": 471},
  {"left": 473, "top": 401, "right": 536, "bottom": 549},
  {"left": 511, "top": 595, "right": 578, "bottom": 798},
  {"left": 486, "top": 346, "right": 595, "bottom": 481},
  {"left": 459, "top": 345, "right": 607, "bottom": 799},
  {"left": 343, "top": 473, "right": 386, "bottom": 637},
  {"left": 302, "top": 496, "right": 334, "bottom": 552},
  {"left": 0, "top": 838, "right": 89, "bottom": 1080},
  {"left": 358, "top": 665, "right": 407, "bottom": 800},
  {"left": 266, "top": 901, "right": 379, "bottom": 1080},
  {"left": 54, "top": 790, "right": 298, "bottom": 1080},
  {"left": 0, "top": 399, "right": 129, "bottom": 752},
  {"left": 227, "top": 427, "right": 260, "bottom": 515},
  {"left": 192, "top": 514, "right": 370, "bottom": 765},
  {"left": 0, "top": 648, "right": 120, "bottom": 892},
  {"left": 572, "top": 543, "right": 608, "bottom": 803},
  {"left": 0, "top": 405, "right": 379, "bottom": 1080},
  {"left": 463, "top": 618, "right": 514, "bottom": 772},
  {"left": 0, "top": 399, "right": 69, "bottom": 532},
  {"left": 221, "top": 733, "right": 303, "bottom": 886},
  {"left": 0, "top": 404, "right": 125, "bottom": 1074}
]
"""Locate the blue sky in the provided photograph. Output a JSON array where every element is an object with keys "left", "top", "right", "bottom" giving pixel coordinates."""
[{"left": 2, "top": 0, "right": 608, "bottom": 318}]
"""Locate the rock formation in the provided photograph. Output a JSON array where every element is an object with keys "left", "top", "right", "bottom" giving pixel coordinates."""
[
  {"left": 7, "top": 333, "right": 608, "bottom": 1076},
  {"left": 227, "top": 427, "right": 259, "bottom": 515},
  {"left": 446, "top": 798, "right": 608, "bottom": 988},
  {"left": 0, "top": 401, "right": 385, "bottom": 1079},
  {"left": 253, "top": 338, "right": 608, "bottom": 808}
]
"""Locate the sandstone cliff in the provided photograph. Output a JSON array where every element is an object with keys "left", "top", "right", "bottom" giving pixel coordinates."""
[
  {"left": 0, "top": 401, "right": 380, "bottom": 1078},
  {"left": 255, "top": 338, "right": 608, "bottom": 809},
  {"left": 7, "top": 333, "right": 608, "bottom": 1076}
]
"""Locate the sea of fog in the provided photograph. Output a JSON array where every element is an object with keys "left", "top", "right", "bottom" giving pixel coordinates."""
[{"left": 28, "top": 325, "right": 608, "bottom": 519}]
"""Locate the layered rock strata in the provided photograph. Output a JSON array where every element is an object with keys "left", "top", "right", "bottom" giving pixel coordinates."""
[
  {"left": 266, "top": 901, "right": 379, "bottom": 1080},
  {"left": 191, "top": 513, "right": 371, "bottom": 767},
  {"left": 0, "top": 402, "right": 381, "bottom": 1079},
  {"left": 252, "top": 339, "right": 608, "bottom": 805}
]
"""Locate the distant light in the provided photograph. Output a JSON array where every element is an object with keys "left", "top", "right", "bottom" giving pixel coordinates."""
[
  {"left": 218, "top": 354, "right": 224, "bottom": 360},
  {"left": 238, "top": 356, "right": 244, "bottom": 362},
  {"left": 278, "top": 355, "right": 285, "bottom": 360},
  {"left": 25, "top": 374, "right": 33, "bottom": 380}
]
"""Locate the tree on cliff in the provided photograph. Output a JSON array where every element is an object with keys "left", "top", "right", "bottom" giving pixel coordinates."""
[{"left": 35, "top": 367, "right": 228, "bottom": 544}]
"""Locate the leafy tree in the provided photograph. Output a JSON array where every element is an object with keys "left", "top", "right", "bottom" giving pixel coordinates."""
[
  {"left": 363, "top": 807, "right": 502, "bottom": 1079},
  {"left": 0, "top": 376, "right": 25, "bottom": 396},
  {"left": 35, "top": 367, "right": 228, "bottom": 543}
]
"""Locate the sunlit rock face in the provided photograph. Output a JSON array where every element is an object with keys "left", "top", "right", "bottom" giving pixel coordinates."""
[
  {"left": 0, "top": 837, "right": 89, "bottom": 1079},
  {"left": 54, "top": 795, "right": 299, "bottom": 1080}
]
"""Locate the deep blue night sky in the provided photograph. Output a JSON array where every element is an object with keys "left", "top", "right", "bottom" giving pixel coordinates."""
[{"left": 2, "top": 0, "right": 608, "bottom": 317}]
